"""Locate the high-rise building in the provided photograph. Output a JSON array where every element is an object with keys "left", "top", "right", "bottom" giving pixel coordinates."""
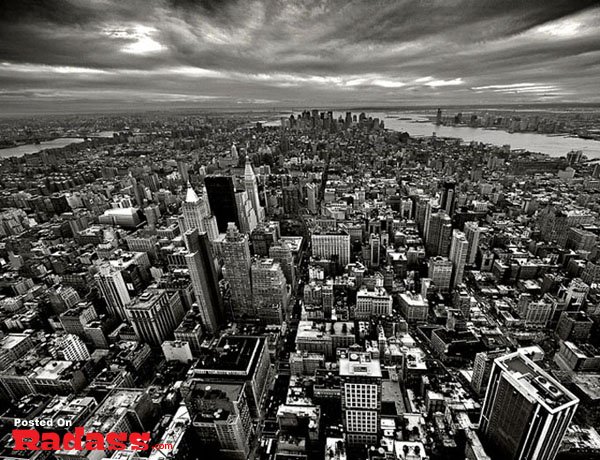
[
  {"left": 183, "top": 380, "right": 252, "bottom": 460},
  {"left": 307, "top": 183, "right": 318, "bottom": 214},
  {"left": 414, "top": 195, "right": 431, "bottom": 234},
  {"left": 556, "top": 311, "right": 593, "bottom": 342},
  {"left": 369, "top": 233, "right": 380, "bottom": 267},
  {"left": 355, "top": 287, "right": 392, "bottom": 319},
  {"left": 464, "top": 221, "right": 483, "bottom": 265},
  {"left": 182, "top": 183, "right": 218, "bottom": 241},
  {"left": 399, "top": 292, "right": 429, "bottom": 323},
  {"left": 204, "top": 175, "right": 240, "bottom": 233},
  {"left": 339, "top": 350, "right": 382, "bottom": 446},
  {"left": 244, "top": 157, "right": 265, "bottom": 222},
  {"left": 235, "top": 190, "right": 258, "bottom": 233},
  {"left": 184, "top": 229, "right": 224, "bottom": 334},
  {"left": 428, "top": 257, "right": 453, "bottom": 293},
  {"left": 125, "top": 288, "right": 185, "bottom": 346},
  {"left": 453, "top": 287, "right": 472, "bottom": 319},
  {"left": 251, "top": 258, "right": 288, "bottom": 324},
  {"left": 174, "top": 308, "right": 205, "bottom": 353},
  {"left": 311, "top": 229, "right": 351, "bottom": 266},
  {"left": 187, "top": 335, "right": 271, "bottom": 418},
  {"left": 426, "top": 211, "right": 452, "bottom": 256},
  {"left": 479, "top": 352, "right": 579, "bottom": 460},
  {"left": 423, "top": 198, "right": 436, "bottom": 240},
  {"left": 95, "top": 265, "right": 131, "bottom": 320},
  {"left": 441, "top": 181, "right": 456, "bottom": 215},
  {"left": 282, "top": 185, "right": 301, "bottom": 216},
  {"left": 471, "top": 349, "right": 506, "bottom": 396},
  {"left": 250, "top": 221, "right": 280, "bottom": 256},
  {"left": 269, "top": 240, "right": 296, "bottom": 289},
  {"left": 52, "top": 334, "right": 90, "bottom": 361},
  {"left": 449, "top": 230, "right": 469, "bottom": 287},
  {"left": 59, "top": 302, "right": 99, "bottom": 336},
  {"left": 222, "top": 223, "right": 254, "bottom": 318}
]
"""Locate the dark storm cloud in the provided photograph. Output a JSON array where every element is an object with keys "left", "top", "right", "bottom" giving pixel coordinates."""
[{"left": 0, "top": 0, "right": 599, "bottom": 112}]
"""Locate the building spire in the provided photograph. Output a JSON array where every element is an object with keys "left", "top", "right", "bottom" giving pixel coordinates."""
[
  {"left": 185, "top": 182, "right": 199, "bottom": 203},
  {"left": 245, "top": 155, "right": 255, "bottom": 180}
]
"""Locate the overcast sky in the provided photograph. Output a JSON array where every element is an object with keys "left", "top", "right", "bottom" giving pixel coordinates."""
[{"left": 1, "top": 0, "right": 599, "bottom": 113}]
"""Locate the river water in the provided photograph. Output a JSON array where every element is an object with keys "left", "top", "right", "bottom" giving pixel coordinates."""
[
  {"left": 265, "top": 111, "right": 600, "bottom": 159},
  {"left": 0, "top": 131, "right": 115, "bottom": 159}
]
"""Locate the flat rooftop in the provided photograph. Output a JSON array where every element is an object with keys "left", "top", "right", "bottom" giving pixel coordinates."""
[
  {"left": 192, "top": 335, "right": 264, "bottom": 375},
  {"left": 0, "top": 333, "right": 30, "bottom": 350},
  {"left": 571, "top": 373, "right": 600, "bottom": 400},
  {"left": 497, "top": 352, "right": 579, "bottom": 411},
  {"left": 128, "top": 289, "right": 166, "bottom": 310},
  {"left": 339, "top": 351, "right": 382, "bottom": 378}
]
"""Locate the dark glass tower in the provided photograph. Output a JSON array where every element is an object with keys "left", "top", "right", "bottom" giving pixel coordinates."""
[{"left": 204, "top": 174, "right": 240, "bottom": 233}]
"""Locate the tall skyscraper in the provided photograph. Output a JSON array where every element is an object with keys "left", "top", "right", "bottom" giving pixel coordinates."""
[
  {"left": 282, "top": 185, "right": 301, "bottom": 216},
  {"left": 464, "top": 221, "right": 483, "bottom": 265},
  {"left": 244, "top": 156, "right": 265, "bottom": 222},
  {"left": 184, "top": 229, "right": 223, "bottom": 334},
  {"left": 204, "top": 175, "right": 240, "bottom": 233},
  {"left": 369, "top": 233, "right": 380, "bottom": 267},
  {"left": 251, "top": 221, "right": 281, "bottom": 256},
  {"left": 269, "top": 240, "right": 296, "bottom": 289},
  {"left": 339, "top": 350, "right": 382, "bottom": 446},
  {"left": 426, "top": 211, "right": 452, "bottom": 256},
  {"left": 449, "top": 230, "right": 469, "bottom": 287},
  {"left": 471, "top": 349, "right": 506, "bottom": 396},
  {"left": 251, "top": 258, "right": 288, "bottom": 324},
  {"left": 306, "top": 183, "right": 318, "bottom": 214},
  {"left": 235, "top": 190, "right": 258, "bottom": 233},
  {"left": 182, "top": 183, "right": 218, "bottom": 241},
  {"left": 125, "top": 288, "right": 185, "bottom": 346},
  {"left": 428, "top": 256, "right": 453, "bottom": 293},
  {"left": 95, "top": 265, "right": 131, "bottom": 320},
  {"left": 479, "top": 352, "right": 579, "bottom": 460},
  {"left": 441, "top": 181, "right": 457, "bottom": 215},
  {"left": 423, "top": 198, "right": 436, "bottom": 240},
  {"left": 222, "top": 223, "right": 254, "bottom": 318}
]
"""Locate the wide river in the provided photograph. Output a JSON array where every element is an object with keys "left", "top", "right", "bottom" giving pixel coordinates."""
[
  {"left": 266, "top": 111, "right": 600, "bottom": 160},
  {"left": 0, "top": 131, "right": 115, "bottom": 159}
]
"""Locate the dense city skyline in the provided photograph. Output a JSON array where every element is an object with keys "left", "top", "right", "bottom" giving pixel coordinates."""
[
  {"left": 1, "top": 2, "right": 600, "bottom": 460},
  {"left": 1, "top": 0, "right": 600, "bottom": 114}
]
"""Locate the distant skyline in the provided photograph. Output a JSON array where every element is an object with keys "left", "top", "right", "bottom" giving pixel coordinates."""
[{"left": 1, "top": 0, "right": 599, "bottom": 114}]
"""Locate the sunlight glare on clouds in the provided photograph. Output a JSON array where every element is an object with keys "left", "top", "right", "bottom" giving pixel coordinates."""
[
  {"left": 106, "top": 25, "right": 166, "bottom": 55},
  {"left": 424, "top": 78, "right": 464, "bottom": 87},
  {"left": 535, "top": 19, "right": 582, "bottom": 37}
]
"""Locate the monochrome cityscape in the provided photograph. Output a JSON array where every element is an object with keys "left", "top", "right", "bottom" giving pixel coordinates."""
[{"left": 1, "top": 2, "right": 600, "bottom": 460}]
